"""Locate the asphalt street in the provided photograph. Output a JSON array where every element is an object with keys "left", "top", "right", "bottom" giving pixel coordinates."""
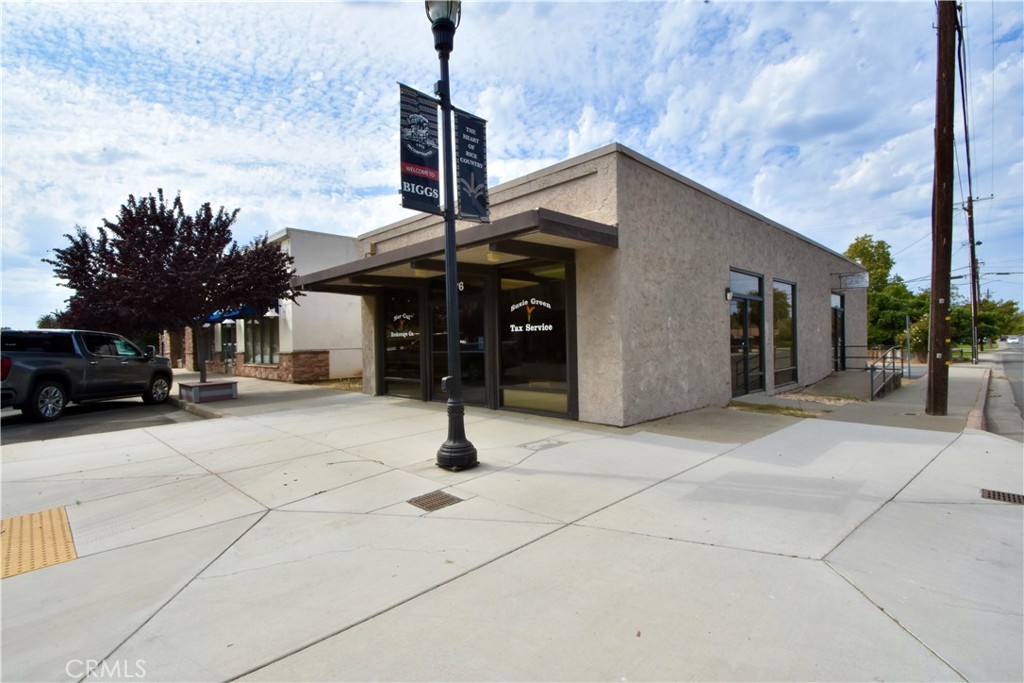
[
  {"left": 984, "top": 344, "right": 1024, "bottom": 442},
  {"left": 0, "top": 398, "right": 203, "bottom": 446}
]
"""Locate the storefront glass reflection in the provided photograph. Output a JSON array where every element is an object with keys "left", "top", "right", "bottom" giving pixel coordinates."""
[
  {"left": 499, "top": 263, "right": 568, "bottom": 414},
  {"left": 431, "top": 276, "right": 487, "bottom": 406},
  {"left": 383, "top": 292, "right": 421, "bottom": 399},
  {"left": 730, "top": 270, "right": 764, "bottom": 396}
]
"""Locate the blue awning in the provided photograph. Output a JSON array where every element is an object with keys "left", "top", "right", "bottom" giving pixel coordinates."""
[{"left": 205, "top": 305, "right": 260, "bottom": 323}]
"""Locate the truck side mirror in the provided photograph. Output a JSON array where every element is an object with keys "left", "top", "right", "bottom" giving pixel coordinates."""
[{"left": 145, "top": 345, "right": 156, "bottom": 360}]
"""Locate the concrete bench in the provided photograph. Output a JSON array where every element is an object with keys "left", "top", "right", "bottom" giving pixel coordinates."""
[{"left": 178, "top": 380, "right": 238, "bottom": 404}]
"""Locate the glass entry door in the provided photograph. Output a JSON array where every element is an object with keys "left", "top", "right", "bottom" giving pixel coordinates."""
[
  {"left": 832, "top": 296, "right": 846, "bottom": 371},
  {"left": 498, "top": 263, "right": 569, "bottom": 415},
  {"left": 430, "top": 276, "right": 487, "bottom": 406},
  {"left": 383, "top": 292, "right": 423, "bottom": 399},
  {"left": 730, "top": 298, "right": 764, "bottom": 396},
  {"left": 379, "top": 259, "right": 575, "bottom": 418}
]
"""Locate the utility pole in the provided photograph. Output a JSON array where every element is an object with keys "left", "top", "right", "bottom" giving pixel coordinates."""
[
  {"left": 966, "top": 196, "right": 980, "bottom": 363},
  {"left": 964, "top": 195, "right": 992, "bottom": 359},
  {"left": 926, "top": 0, "right": 957, "bottom": 416}
]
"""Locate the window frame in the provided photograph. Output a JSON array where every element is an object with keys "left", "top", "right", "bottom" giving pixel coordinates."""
[{"left": 772, "top": 279, "right": 798, "bottom": 387}]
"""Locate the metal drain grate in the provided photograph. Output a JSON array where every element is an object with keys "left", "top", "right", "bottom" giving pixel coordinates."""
[
  {"left": 981, "top": 489, "right": 1024, "bottom": 505},
  {"left": 408, "top": 490, "right": 463, "bottom": 512}
]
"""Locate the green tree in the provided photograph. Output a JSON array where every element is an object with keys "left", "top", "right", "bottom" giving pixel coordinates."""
[
  {"left": 36, "top": 311, "right": 63, "bottom": 329},
  {"left": 867, "top": 279, "right": 923, "bottom": 346},
  {"left": 844, "top": 234, "right": 895, "bottom": 292},
  {"left": 976, "top": 297, "right": 1024, "bottom": 340},
  {"left": 898, "top": 315, "right": 930, "bottom": 359},
  {"left": 843, "top": 235, "right": 932, "bottom": 347},
  {"left": 45, "top": 190, "right": 302, "bottom": 381}
]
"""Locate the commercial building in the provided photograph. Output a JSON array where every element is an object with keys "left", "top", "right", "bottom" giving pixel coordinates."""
[
  {"left": 296, "top": 143, "right": 867, "bottom": 427},
  {"left": 165, "top": 228, "right": 363, "bottom": 383}
]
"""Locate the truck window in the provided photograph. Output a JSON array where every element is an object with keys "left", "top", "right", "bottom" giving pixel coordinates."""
[
  {"left": 81, "top": 334, "right": 118, "bottom": 356},
  {"left": 0, "top": 333, "right": 75, "bottom": 353},
  {"left": 112, "top": 338, "right": 142, "bottom": 357}
]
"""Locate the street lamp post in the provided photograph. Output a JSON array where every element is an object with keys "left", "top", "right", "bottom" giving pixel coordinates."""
[{"left": 427, "top": 0, "right": 478, "bottom": 471}]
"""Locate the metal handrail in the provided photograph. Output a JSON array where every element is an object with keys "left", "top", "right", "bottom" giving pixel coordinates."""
[{"left": 868, "top": 346, "right": 905, "bottom": 400}]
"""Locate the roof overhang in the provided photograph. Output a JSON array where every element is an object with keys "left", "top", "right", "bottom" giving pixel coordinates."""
[{"left": 295, "top": 208, "right": 617, "bottom": 295}]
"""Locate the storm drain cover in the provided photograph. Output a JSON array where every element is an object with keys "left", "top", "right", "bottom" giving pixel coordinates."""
[
  {"left": 1, "top": 506, "right": 78, "bottom": 579},
  {"left": 981, "top": 489, "right": 1024, "bottom": 505},
  {"left": 408, "top": 490, "right": 463, "bottom": 512},
  {"left": 521, "top": 439, "right": 565, "bottom": 451}
]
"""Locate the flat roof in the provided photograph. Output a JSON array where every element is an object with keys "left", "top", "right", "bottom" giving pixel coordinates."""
[{"left": 295, "top": 208, "right": 618, "bottom": 295}]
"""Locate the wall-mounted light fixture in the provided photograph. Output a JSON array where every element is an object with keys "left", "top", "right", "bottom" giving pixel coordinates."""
[{"left": 725, "top": 287, "right": 733, "bottom": 301}]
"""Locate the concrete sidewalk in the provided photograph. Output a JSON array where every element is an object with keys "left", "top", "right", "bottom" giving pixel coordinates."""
[{"left": 2, "top": 365, "right": 1021, "bottom": 681}]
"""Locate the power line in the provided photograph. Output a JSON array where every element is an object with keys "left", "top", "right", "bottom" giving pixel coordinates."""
[
  {"left": 955, "top": 4, "right": 983, "bottom": 363},
  {"left": 893, "top": 231, "right": 931, "bottom": 256}
]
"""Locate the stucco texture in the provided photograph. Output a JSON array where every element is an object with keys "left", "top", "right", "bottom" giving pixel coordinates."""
[{"left": 577, "top": 148, "right": 866, "bottom": 426}]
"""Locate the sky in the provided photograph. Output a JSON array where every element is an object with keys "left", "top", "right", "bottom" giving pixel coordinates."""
[{"left": 2, "top": 0, "right": 1022, "bottom": 331}]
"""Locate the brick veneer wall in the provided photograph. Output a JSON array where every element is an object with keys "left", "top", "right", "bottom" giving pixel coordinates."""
[
  {"left": 162, "top": 327, "right": 332, "bottom": 383},
  {"left": 234, "top": 350, "right": 330, "bottom": 383}
]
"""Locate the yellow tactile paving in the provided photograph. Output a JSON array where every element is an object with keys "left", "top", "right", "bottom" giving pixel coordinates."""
[{"left": 1, "top": 507, "right": 78, "bottom": 579}]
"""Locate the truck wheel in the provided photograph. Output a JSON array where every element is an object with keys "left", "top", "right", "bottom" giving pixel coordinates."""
[
  {"left": 25, "top": 380, "right": 67, "bottom": 422},
  {"left": 143, "top": 375, "right": 171, "bottom": 404}
]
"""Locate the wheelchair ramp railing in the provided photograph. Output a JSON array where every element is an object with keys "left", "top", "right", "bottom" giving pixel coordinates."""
[{"left": 870, "top": 346, "right": 905, "bottom": 400}]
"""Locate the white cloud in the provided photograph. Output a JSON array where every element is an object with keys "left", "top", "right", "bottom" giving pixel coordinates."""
[
  {"left": 2, "top": 1, "right": 1022, "bottom": 330},
  {"left": 567, "top": 105, "right": 617, "bottom": 158}
]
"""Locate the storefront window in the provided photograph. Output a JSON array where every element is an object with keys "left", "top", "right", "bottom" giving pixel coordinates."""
[
  {"left": 430, "top": 276, "right": 487, "bottom": 406},
  {"left": 730, "top": 271, "right": 762, "bottom": 298},
  {"left": 383, "top": 292, "right": 421, "bottom": 399},
  {"left": 245, "top": 317, "right": 279, "bottom": 365},
  {"left": 222, "top": 323, "right": 237, "bottom": 365},
  {"left": 773, "top": 281, "right": 797, "bottom": 386},
  {"left": 499, "top": 263, "right": 568, "bottom": 414},
  {"left": 730, "top": 269, "right": 764, "bottom": 396},
  {"left": 201, "top": 326, "right": 215, "bottom": 364},
  {"left": 831, "top": 293, "right": 846, "bottom": 371}
]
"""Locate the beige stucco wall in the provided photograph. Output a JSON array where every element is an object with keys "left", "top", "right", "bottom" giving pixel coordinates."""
[
  {"left": 363, "top": 151, "right": 621, "bottom": 256},
  {"left": 348, "top": 144, "right": 865, "bottom": 426},
  {"left": 361, "top": 297, "right": 378, "bottom": 394},
  {"left": 602, "top": 150, "right": 867, "bottom": 426}
]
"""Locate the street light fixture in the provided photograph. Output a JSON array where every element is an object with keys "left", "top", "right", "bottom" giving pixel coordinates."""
[{"left": 426, "top": 0, "right": 478, "bottom": 471}]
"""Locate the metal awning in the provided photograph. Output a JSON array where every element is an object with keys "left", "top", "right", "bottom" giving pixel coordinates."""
[{"left": 294, "top": 208, "right": 618, "bottom": 295}]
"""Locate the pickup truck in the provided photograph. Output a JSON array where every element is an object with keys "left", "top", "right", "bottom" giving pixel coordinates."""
[{"left": 1, "top": 329, "right": 174, "bottom": 422}]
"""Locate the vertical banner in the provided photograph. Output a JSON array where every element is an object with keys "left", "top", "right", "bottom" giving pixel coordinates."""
[
  {"left": 399, "top": 84, "right": 442, "bottom": 215},
  {"left": 454, "top": 110, "right": 489, "bottom": 222}
]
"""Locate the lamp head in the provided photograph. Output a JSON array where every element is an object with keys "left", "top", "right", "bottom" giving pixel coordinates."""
[
  {"left": 425, "top": 0, "right": 461, "bottom": 54},
  {"left": 425, "top": 0, "right": 461, "bottom": 27}
]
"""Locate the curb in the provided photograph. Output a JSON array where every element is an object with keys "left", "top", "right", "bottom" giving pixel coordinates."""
[
  {"left": 965, "top": 367, "right": 991, "bottom": 431},
  {"left": 167, "top": 395, "right": 223, "bottom": 420}
]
